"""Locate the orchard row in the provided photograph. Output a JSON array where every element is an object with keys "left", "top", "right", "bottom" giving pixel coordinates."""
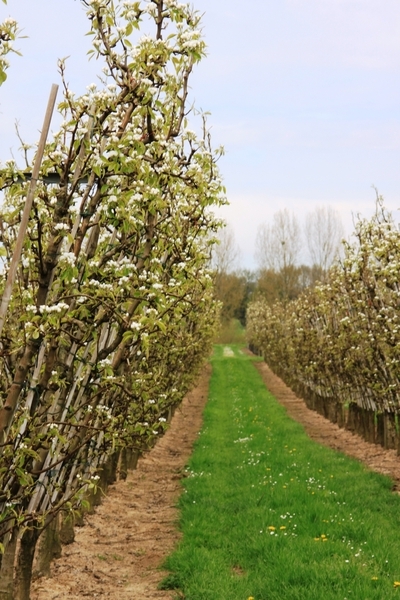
[
  {"left": 247, "top": 201, "right": 400, "bottom": 443},
  {"left": 0, "top": 1, "right": 224, "bottom": 596}
]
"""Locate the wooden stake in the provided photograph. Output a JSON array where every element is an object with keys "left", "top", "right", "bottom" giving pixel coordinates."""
[{"left": 0, "top": 83, "right": 58, "bottom": 337}]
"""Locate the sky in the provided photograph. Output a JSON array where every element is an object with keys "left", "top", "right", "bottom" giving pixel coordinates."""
[{"left": 0, "top": 0, "right": 399, "bottom": 269}]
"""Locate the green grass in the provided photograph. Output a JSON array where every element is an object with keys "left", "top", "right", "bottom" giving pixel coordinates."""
[{"left": 161, "top": 345, "right": 400, "bottom": 600}]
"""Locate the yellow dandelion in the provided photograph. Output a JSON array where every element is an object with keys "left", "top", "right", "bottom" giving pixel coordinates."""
[
  {"left": 371, "top": 577, "right": 378, "bottom": 581},
  {"left": 314, "top": 537, "right": 320, "bottom": 541},
  {"left": 321, "top": 534, "right": 327, "bottom": 538},
  {"left": 268, "top": 526, "right": 276, "bottom": 531},
  {"left": 394, "top": 581, "right": 400, "bottom": 588},
  {"left": 280, "top": 526, "right": 286, "bottom": 530}
]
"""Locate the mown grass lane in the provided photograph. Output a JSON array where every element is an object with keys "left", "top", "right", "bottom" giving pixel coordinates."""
[{"left": 161, "top": 345, "right": 400, "bottom": 600}]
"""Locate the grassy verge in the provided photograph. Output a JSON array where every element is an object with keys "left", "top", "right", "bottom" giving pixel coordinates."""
[{"left": 161, "top": 345, "right": 400, "bottom": 600}]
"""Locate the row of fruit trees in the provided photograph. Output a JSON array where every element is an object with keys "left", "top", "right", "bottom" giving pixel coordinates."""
[
  {"left": 0, "top": 1, "right": 225, "bottom": 598},
  {"left": 247, "top": 199, "right": 400, "bottom": 449}
]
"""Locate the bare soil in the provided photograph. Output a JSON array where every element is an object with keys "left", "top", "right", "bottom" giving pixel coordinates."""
[{"left": 31, "top": 357, "right": 400, "bottom": 600}]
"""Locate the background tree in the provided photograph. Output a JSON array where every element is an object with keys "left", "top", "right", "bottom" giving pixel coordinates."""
[
  {"left": 212, "top": 224, "right": 244, "bottom": 326},
  {"left": 254, "top": 205, "right": 344, "bottom": 304},
  {"left": 255, "top": 209, "right": 302, "bottom": 302},
  {"left": 234, "top": 269, "right": 257, "bottom": 326},
  {"left": 305, "top": 205, "right": 344, "bottom": 278},
  {"left": 212, "top": 224, "right": 240, "bottom": 275}
]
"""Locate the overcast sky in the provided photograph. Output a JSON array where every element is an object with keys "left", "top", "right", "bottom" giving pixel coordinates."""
[{"left": 1, "top": 0, "right": 399, "bottom": 268}]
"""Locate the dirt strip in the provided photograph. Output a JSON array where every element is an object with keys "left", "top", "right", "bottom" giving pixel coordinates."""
[
  {"left": 31, "top": 364, "right": 211, "bottom": 600},
  {"left": 254, "top": 361, "right": 400, "bottom": 487}
]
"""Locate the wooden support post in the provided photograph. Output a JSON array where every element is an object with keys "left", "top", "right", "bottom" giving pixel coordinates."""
[{"left": 0, "top": 84, "right": 58, "bottom": 337}]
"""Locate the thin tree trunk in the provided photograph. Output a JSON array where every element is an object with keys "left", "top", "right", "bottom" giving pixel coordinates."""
[
  {"left": 0, "top": 530, "right": 18, "bottom": 600},
  {"left": 14, "top": 527, "right": 41, "bottom": 600}
]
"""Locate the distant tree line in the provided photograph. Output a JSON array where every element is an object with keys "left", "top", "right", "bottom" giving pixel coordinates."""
[{"left": 212, "top": 206, "right": 344, "bottom": 330}]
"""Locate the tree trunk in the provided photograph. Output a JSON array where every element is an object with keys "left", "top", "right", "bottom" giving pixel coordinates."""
[
  {"left": 59, "top": 513, "right": 75, "bottom": 546},
  {"left": 376, "top": 413, "right": 385, "bottom": 447},
  {"left": 326, "top": 397, "right": 337, "bottom": 424},
  {"left": 336, "top": 403, "right": 345, "bottom": 428},
  {"left": 365, "top": 410, "right": 376, "bottom": 444},
  {"left": 32, "top": 518, "right": 62, "bottom": 580},
  {"left": 346, "top": 403, "right": 357, "bottom": 433},
  {"left": 127, "top": 448, "right": 140, "bottom": 471},
  {"left": 118, "top": 448, "right": 128, "bottom": 481},
  {"left": 14, "top": 527, "right": 40, "bottom": 600},
  {"left": 384, "top": 413, "right": 396, "bottom": 450},
  {"left": 0, "top": 530, "right": 18, "bottom": 600}
]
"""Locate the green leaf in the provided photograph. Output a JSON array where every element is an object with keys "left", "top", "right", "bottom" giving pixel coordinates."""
[
  {"left": 123, "top": 330, "right": 134, "bottom": 343},
  {"left": 157, "top": 320, "right": 167, "bottom": 335},
  {"left": 15, "top": 467, "right": 32, "bottom": 487}
]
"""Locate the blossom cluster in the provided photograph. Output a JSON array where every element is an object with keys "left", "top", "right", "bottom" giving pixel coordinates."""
[{"left": 0, "top": 14, "right": 19, "bottom": 85}]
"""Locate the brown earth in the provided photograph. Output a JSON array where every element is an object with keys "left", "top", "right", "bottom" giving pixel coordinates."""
[{"left": 31, "top": 357, "right": 400, "bottom": 600}]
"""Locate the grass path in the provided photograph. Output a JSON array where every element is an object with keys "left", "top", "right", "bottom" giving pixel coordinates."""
[{"left": 161, "top": 345, "right": 400, "bottom": 600}]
